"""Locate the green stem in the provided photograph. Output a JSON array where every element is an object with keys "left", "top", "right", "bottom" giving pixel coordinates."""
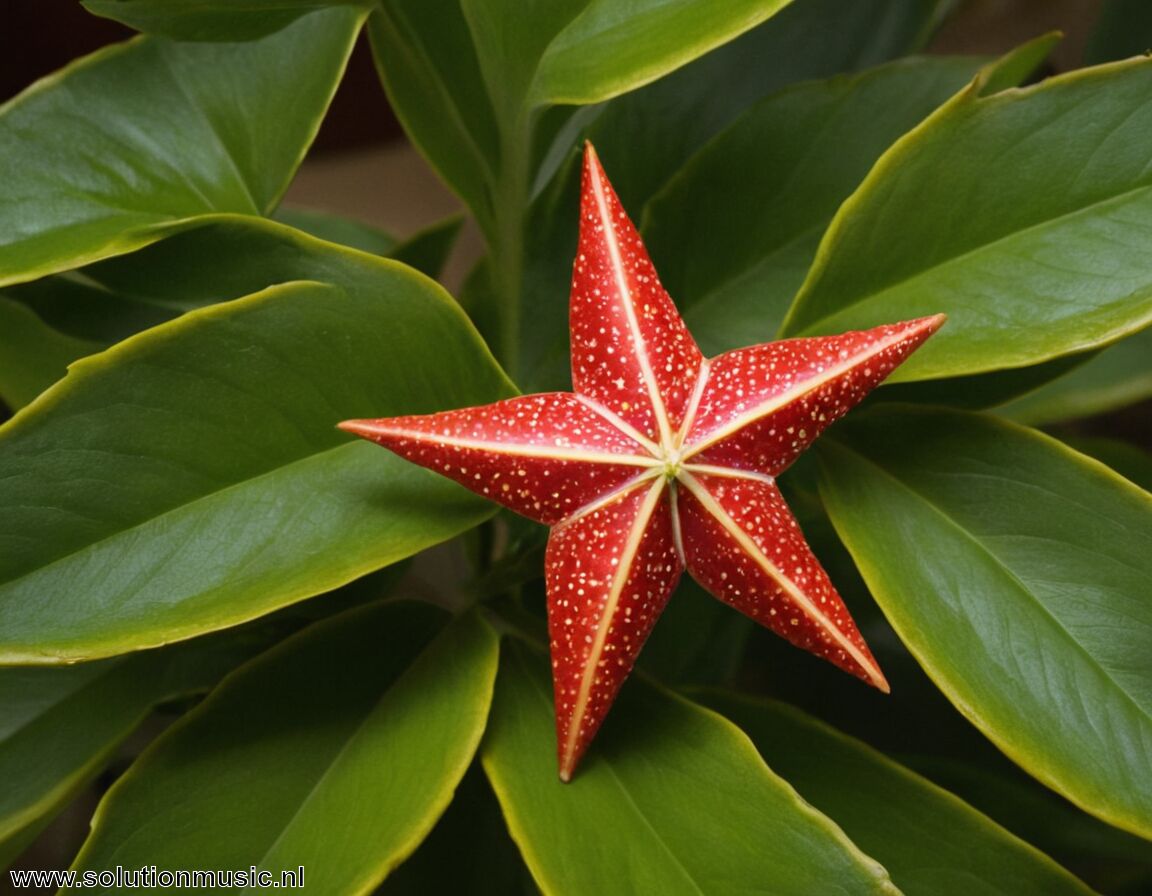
[{"left": 489, "top": 116, "right": 532, "bottom": 381}]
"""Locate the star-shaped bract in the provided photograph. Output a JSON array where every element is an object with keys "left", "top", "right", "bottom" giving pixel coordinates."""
[{"left": 341, "top": 144, "right": 944, "bottom": 781}]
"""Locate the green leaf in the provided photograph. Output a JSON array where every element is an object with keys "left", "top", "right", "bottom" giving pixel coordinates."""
[
  {"left": 782, "top": 50, "right": 1152, "bottom": 381},
  {"left": 995, "top": 327, "right": 1152, "bottom": 425},
  {"left": 367, "top": 2, "right": 500, "bottom": 226},
  {"left": 704, "top": 692, "right": 1095, "bottom": 895},
  {"left": 272, "top": 206, "right": 397, "bottom": 256},
  {"left": 1, "top": 275, "right": 173, "bottom": 344},
  {"left": 1062, "top": 437, "right": 1152, "bottom": 494},
  {"left": 584, "top": 0, "right": 956, "bottom": 212},
  {"left": 643, "top": 56, "right": 983, "bottom": 355},
  {"left": 0, "top": 230, "right": 513, "bottom": 662},
  {"left": 482, "top": 641, "right": 898, "bottom": 895},
  {"left": 0, "top": 7, "right": 363, "bottom": 287},
  {"left": 82, "top": 0, "right": 371, "bottom": 40},
  {"left": 0, "top": 631, "right": 273, "bottom": 867},
  {"left": 529, "top": 0, "right": 793, "bottom": 107},
  {"left": 0, "top": 297, "right": 102, "bottom": 410},
  {"left": 70, "top": 603, "right": 500, "bottom": 892},
  {"left": 817, "top": 406, "right": 1152, "bottom": 838},
  {"left": 905, "top": 756, "right": 1152, "bottom": 873}
]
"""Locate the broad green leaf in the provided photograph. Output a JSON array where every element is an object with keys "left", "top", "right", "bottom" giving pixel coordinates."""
[
  {"left": 705, "top": 692, "right": 1094, "bottom": 895},
  {"left": 906, "top": 757, "right": 1152, "bottom": 875},
  {"left": 367, "top": 2, "right": 500, "bottom": 227},
  {"left": 585, "top": 0, "right": 957, "bottom": 213},
  {"left": 0, "top": 630, "right": 274, "bottom": 867},
  {"left": 272, "top": 206, "right": 397, "bottom": 256},
  {"left": 0, "top": 7, "right": 363, "bottom": 287},
  {"left": 482, "top": 642, "right": 897, "bottom": 896},
  {"left": 643, "top": 56, "right": 983, "bottom": 355},
  {"left": 0, "top": 235, "right": 513, "bottom": 662},
  {"left": 817, "top": 406, "right": 1152, "bottom": 838},
  {"left": 782, "top": 52, "right": 1152, "bottom": 381},
  {"left": 70, "top": 603, "right": 500, "bottom": 893},
  {"left": 1, "top": 274, "right": 173, "bottom": 344},
  {"left": 529, "top": 0, "right": 793, "bottom": 108},
  {"left": 1062, "top": 437, "right": 1152, "bottom": 494},
  {"left": 995, "top": 327, "right": 1152, "bottom": 425},
  {"left": 0, "top": 297, "right": 102, "bottom": 410},
  {"left": 82, "top": 0, "right": 371, "bottom": 40}
]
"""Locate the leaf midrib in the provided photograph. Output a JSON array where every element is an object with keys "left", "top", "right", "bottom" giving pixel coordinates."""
[{"left": 0, "top": 439, "right": 352, "bottom": 596}]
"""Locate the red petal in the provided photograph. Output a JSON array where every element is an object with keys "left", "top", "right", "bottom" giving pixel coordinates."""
[
  {"left": 684, "top": 316, "right": 944, "bottom": 475},
  {"left": 340, "top": 393, "right": 654, "bottom": 524},
  {"left": 677, "top": 471, "right": 887, "bottom": 691},
  {"left": 547, "top": 478, "right": 683, "bottom": 780},
  {"left": 570, "top": 144, "right": 705, "bottom": 447}
]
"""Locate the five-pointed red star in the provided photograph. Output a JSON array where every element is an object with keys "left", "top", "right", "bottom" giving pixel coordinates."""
[{"left": 341, "top": 143, "right": 944, "bottom": 781}]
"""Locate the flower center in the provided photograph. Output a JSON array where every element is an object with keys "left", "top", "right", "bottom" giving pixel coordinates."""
[{"left": 659, "top": 445, "right": 683, "bottom": 481}]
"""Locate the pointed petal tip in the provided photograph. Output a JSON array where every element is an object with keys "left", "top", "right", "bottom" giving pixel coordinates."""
[
  {"left": 922, "top": 312, "right": 948, "bottom": 333},
  {"left": 336, "top": 418, "right": 372, "bottom": 436}
]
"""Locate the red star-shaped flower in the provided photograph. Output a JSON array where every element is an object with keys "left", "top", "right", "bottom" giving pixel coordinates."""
[{"left": 341, "top": 144, "right": 943, "bottom": 781}]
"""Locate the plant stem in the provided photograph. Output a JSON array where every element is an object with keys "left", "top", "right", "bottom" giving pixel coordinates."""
[{"left": 489, "top": 115, "right": 532, "bottom": 381}]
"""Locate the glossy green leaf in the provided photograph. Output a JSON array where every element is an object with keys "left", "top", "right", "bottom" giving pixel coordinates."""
[
  {"left": 996, "top": 327, "right": 1152, "bottom": 424},
  {"left": 583, "top": 0, "right": 956, "bottom": 212},
  {"left": 529, "top": 0, "right": 793, "bottom": 107},
  {"left": 0, "top": 297, "right": 102, "bottom": 410},
  {"left": 0, "top": 233, "right": 513, "bottom": 662},
  {"left": 0, "top": 7, "right": 363, "bottom": 287},
  {"left": 1062, "top": 437, "right": 1152, "bottom": 494},
  {"left": 367, "top": 2, "right": 499, "bottom": 226},
  {"left": 817, "top": 406, "right": 1152, "bottom": 838},
  {"left": 482, "top": 642, "right": 897, "bottom": 895},
  {"left": 82, "top": 0, "right": 371, "bottom": 40},
  {"left": 272, "top": 206, "right": 397, "bottom": 256},
  {"left": 782, "top": 52, "right": 1152, "bottom": 381},
  {"left": 0, "top": 630, "right": 274, "bottom": 867},
  {"left": 705, "top": 692, "right": 1094, "bottom": 895},
  {"left": 906, "top": 756, "right": 1152, "bottom": 874},
  {"left": 644, "top": 56, "right": 983, "bottom": 355},
  {"left": 70, "top": 603, "right": 500, "bottom": 893},
  {"left": 2, "top": 275, "right": 173, "bottom": 344}
]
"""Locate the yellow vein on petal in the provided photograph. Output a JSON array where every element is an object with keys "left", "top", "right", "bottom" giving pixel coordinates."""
[
  {"left": 673, "top": 359, "right": 710, "bottom": 451},
  {"left": 668, "top": 483, "right": 686, "bottom": 567},
  {"left": 339, "top": 422, "right": 659, "bottom": 468},
  {"left": 559, "top": 477, "right": 667, "bottom": 781},
  {"left": 678, "top": 471, "right": 888, "bottom": 692},
  {"left": 587, "top": 153, "right": 676, "bottom": 450},
  {"left": 681, "top": 464, "right": 776, "bottom": 488},
  {"left": 561, "top": 468, "right": 662, "bottom": 527},
  {"left": 576, "top": 395, "right": 662, "bottom": 456},
  {"left": 682, "top": 328, "right": 917, "bottom": 461}
]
